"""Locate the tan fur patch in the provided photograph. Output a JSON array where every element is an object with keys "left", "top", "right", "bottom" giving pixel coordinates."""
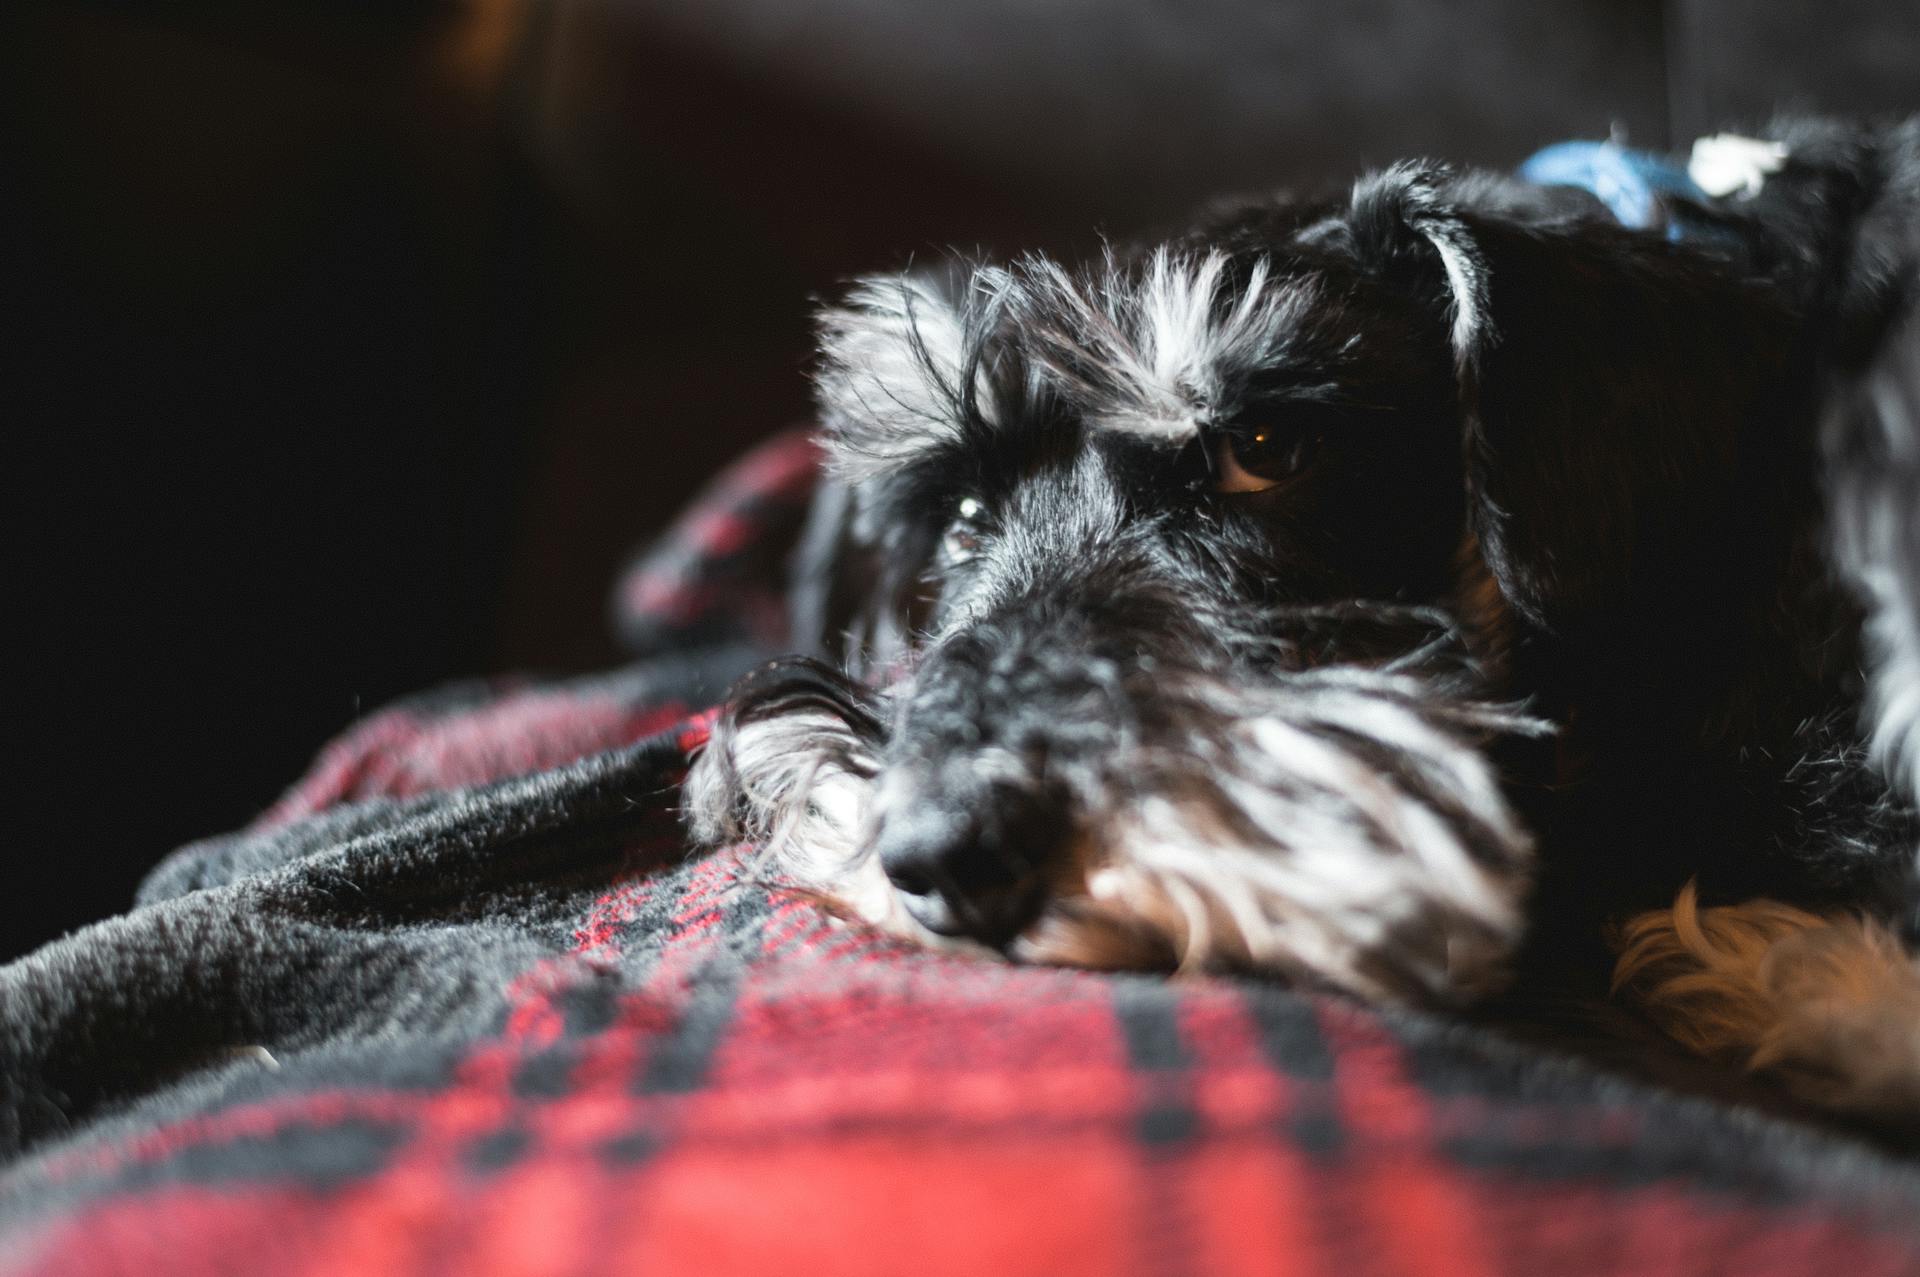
[
  {"left": 1450, "top": 533, "right": 1514, "bottom": 682},
  {"left": 1613, "top": 882, "right": 1920, "bottom": 1115}
]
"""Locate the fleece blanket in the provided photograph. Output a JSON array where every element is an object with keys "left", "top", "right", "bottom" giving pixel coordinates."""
[{"left": 8, "top": 430, "right": 1920, "bottom": 1276}]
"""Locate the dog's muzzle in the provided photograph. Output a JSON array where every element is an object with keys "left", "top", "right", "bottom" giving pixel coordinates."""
[
  {"left": 690, "top": 519, "right": 1544, "bottom": 1004},
  {"left": 863, "top": 604, "right": 1144, "bottom": 948}
]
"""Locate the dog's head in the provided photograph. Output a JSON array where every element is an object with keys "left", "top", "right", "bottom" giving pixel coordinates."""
[{"left": 690, "top": 164, "right": 1804, "bottom": 1003}]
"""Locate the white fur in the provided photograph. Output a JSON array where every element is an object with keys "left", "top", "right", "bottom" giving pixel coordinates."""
[
  {"left": 686, "top": 710, "right": 968, "bottom": 947},
  {"left": 1853, "top": 360, "right": 1920, "bottom": 802},
  {"left": 1354, "top": 163, "right": 1489, "bottom": 380},
  {"left": 815, "top": 250, "right": 1320, "bottom": 469},
  {"left": 1860, "top": 557, "right": 1920, "bottom": 804},
  {"left": 1420, "top": 220, "right": 1487, "bottom": 377},
  {"left": 1011, "top": 249, "right": 1317, "bottom": 442},
  {"left": 813, "top": 273, "right": 1001, "bottom": 482},
  {"left": 685, "top": 710, "right": 880, "bottom": 910},
  {"left": 1074, "top": 673, "right": 1531, "bottom": 1001}
]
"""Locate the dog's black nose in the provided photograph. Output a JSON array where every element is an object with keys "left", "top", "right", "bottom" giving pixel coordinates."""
[{"left": 872, "top": 794, "right": 1060, "bottom": 947}]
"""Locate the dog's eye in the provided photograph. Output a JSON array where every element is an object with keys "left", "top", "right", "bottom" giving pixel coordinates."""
[
  {"left": 940, "top": 495, "right": 988, "bottom": 566},
  {"left": 1214, "top": 424, "right": 1321, "bottom": 494}
]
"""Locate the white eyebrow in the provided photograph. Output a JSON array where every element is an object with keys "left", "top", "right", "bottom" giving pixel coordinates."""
[{"left": 1014, "top": 249, "right": 1318, "bottom": 444}]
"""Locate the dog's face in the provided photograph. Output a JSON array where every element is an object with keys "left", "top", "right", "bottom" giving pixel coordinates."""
[
  {"left": 691, "top": 165, "right": 1807, "bottom": 1005},
  {"left": 694, "top": 168, "right": 1548, "bottom": 1004},
  {"left": 832, "top": 239, "right": 1472, "bottom": 623}
]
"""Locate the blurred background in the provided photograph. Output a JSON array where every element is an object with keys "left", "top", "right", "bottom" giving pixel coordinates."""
[{"left": 6, "top": 0, "right": 1919, "bottom": 960}]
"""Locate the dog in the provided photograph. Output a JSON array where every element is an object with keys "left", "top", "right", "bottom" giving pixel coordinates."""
[{"left": 689, "top": 117, "right": 1920, "bottom": 1117}]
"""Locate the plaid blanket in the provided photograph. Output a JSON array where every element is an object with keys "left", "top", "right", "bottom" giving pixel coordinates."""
[{"left": 7, "top": 431, "right": 1920, "bottom": 1276}]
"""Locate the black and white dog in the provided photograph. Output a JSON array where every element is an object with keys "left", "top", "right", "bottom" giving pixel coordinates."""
[{"left": 690, "top": 118, "right": 1920, "bottom": 1116}]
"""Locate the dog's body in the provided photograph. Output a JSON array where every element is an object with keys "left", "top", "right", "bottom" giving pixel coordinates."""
[{"left": 690, "top": 118, "right": 1920, "bottom": 1116}]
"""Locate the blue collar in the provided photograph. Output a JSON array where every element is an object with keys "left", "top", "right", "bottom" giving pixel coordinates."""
[{"left": 1518, "top": 139, "right": 1718, "bottom": 242}]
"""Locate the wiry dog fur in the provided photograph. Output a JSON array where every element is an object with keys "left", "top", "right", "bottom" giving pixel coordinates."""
[
  {"left": 690, "top": 120, "right": 1920, "bottom": 1114},
  {"left": 691, "top": 632, "right": 1542, "bottom": 1003}
]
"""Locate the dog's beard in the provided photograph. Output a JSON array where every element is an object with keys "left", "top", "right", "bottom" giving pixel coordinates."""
[{"left": 688, "top": 651, "right": 1544, "bottom": 1005}]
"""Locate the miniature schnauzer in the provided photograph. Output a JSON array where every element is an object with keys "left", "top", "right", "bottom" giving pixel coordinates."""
[{"left": 690, "top": 117, "right": 1920, "bottom": 1116}]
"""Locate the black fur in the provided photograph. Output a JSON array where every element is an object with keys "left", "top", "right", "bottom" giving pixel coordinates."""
[{"left": 698, "top": 118, "right": 1920, "bottom": 1013}]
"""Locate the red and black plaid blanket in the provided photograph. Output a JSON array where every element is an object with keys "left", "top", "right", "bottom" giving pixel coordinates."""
[{"left": 7, "top": 432, "right": 1920, "bottom": 1276}]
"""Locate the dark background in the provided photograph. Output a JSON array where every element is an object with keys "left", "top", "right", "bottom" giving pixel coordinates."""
[{"left": 6, "top": 1, "right": 1918, "bottom": 960}]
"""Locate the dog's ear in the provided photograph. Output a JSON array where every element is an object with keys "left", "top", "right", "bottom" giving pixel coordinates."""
[
  {"left": 1342, "top": 162, "right": 1492, "bottom": 382},
  {"left": 1337, "top": 168, "right": 1799, "bottom": 636},
  {"left": 786, "top": 471, "right": 931, "bottom": 679}
]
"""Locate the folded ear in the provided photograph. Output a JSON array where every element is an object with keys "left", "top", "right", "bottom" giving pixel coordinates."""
[
  {"left": 1344, "top": 162, "right": 1492, "bottom": 382},
  {"left": 1338, "top": 168, "right": 1805, "bottom": 638}
]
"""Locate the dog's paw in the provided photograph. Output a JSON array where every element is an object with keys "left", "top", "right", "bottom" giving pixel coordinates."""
[{"left": 1614, "top": 883, "right": 1920, "bottom": 1117}]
